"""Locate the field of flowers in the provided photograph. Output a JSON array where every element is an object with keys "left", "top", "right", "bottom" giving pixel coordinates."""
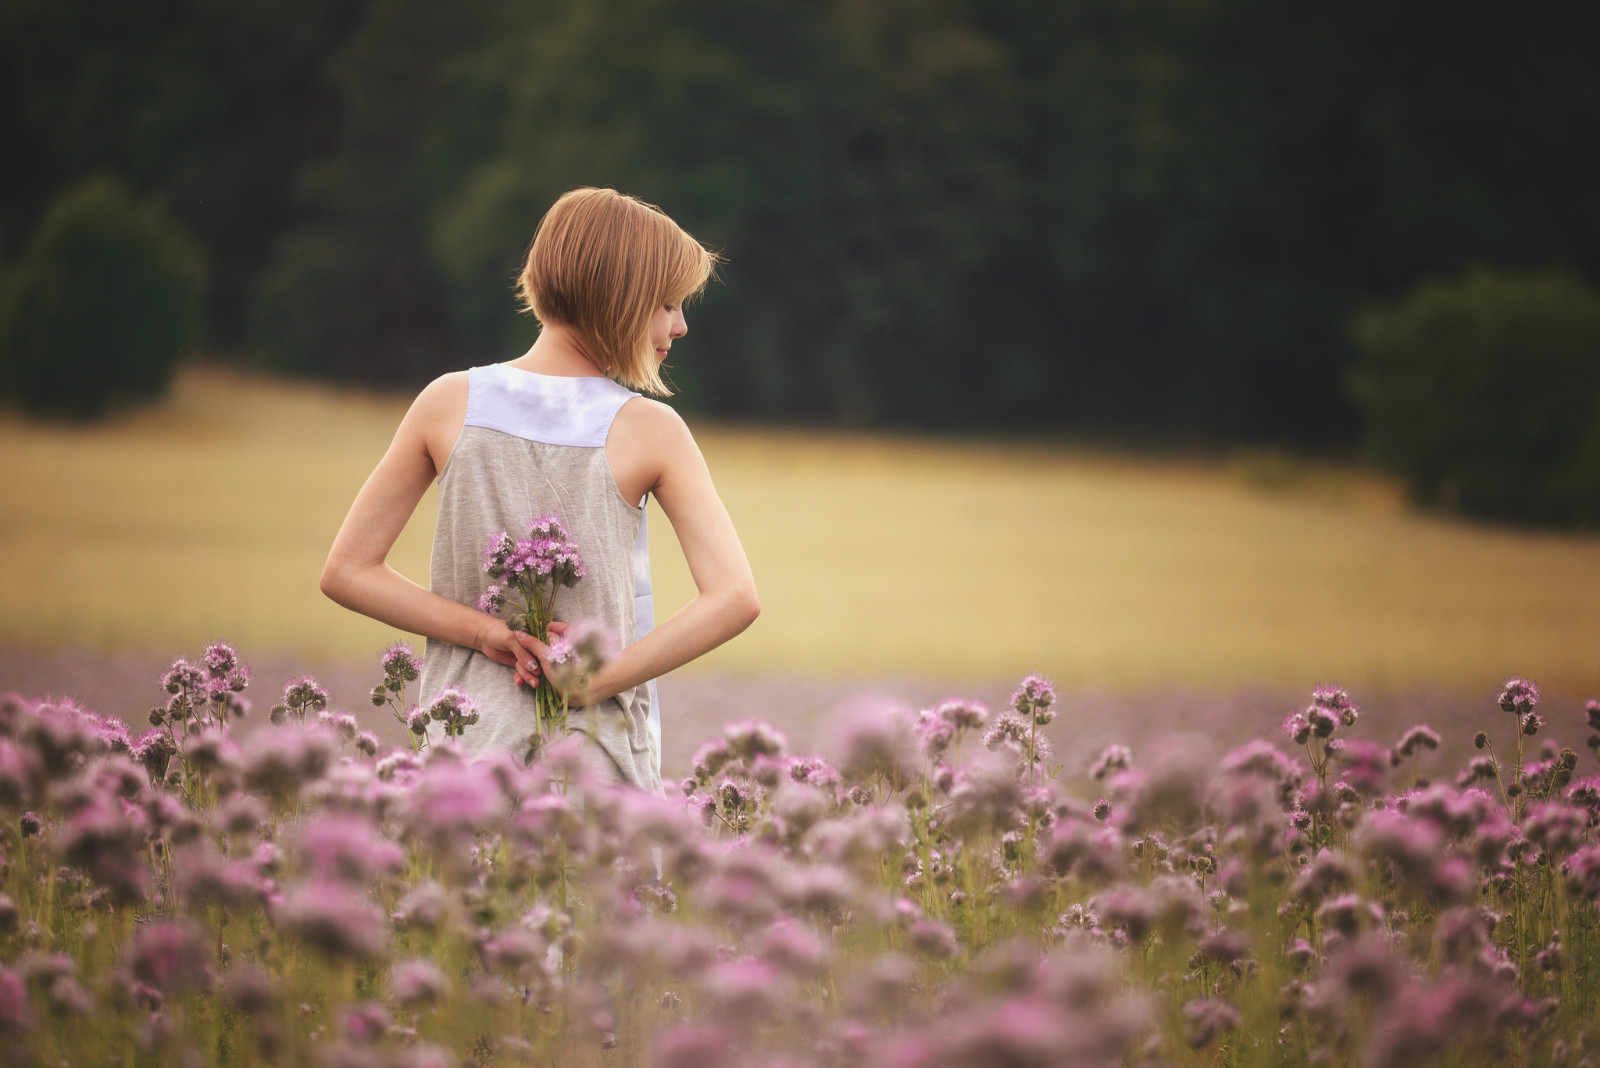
[{"left": 3, "top": 642, "right": 1600, "bottom": 1067}]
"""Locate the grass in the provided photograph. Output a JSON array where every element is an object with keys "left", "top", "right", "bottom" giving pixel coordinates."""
[{"left": 2, "top": 364, "right": 1598, "bottom": 694}]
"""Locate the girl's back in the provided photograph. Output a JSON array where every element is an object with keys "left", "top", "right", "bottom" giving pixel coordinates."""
[{"left": 421, "top": 363, "right": 660, "bottom": 792}]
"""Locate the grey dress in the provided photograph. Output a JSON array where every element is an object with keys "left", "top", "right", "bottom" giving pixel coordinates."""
[{"left": 418, "top": 363, "right": 662, "bottom": 793}]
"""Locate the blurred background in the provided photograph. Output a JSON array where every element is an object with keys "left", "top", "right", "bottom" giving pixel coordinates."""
[{"left": 3, "top": 0, "right": 1599, "bottom": 768}]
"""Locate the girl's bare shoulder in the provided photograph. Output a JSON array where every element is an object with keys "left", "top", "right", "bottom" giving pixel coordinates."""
[
  {"left": 400, "top": 371, "right": 471, "bottom": 472},
  {"left": 613, "top": 395, "right": 696, "bottom": 449}
]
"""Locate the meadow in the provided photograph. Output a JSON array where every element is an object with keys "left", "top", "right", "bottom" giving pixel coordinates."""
[
  {"left": 2, "top": 364, "right": 1598, "bottom": 696},
  {"left": 4, "top": 367, "right": 1600, "bottom": 1066},
  {"left": 2, "top": 648, "right": 1597, "bottom": 1067}
]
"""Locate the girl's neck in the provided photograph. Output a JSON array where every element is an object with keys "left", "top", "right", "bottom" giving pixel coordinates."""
[{"left": 508, "top": 324, "right": 606, "bottom": 378}]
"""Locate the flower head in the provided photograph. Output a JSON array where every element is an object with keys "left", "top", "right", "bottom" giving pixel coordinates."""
[
  {"left": 1396, "top": 724, "right": 1441, "bottom": 759},
  {"left": 127, "top": 921, "right": 211, "bottom": 995},
  {"left": 1090, "top": 744, "right": 1132, "bottom": 781},
  {"left": 424, "top": 688, "right": 479, "bottom": 739},
  {"left": 1010, "top": 673, "right": 1057, "bottom": 725},
  {"left": 545, "top": 620, "right": 619, "bottom": 698},
  {"left": 273, "top": 880, "right": 388, "bottom": 960},
  {"left": 1499, "top": 678, "right": 1540, "bottom": 715}
]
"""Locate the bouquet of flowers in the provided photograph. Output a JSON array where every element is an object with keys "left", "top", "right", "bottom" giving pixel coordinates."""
[{"left": 477, "top": 514, "right": 586, "bottom": 743}]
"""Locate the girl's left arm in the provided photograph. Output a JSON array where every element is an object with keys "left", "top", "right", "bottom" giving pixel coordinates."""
[
  {"left": 319, "top": 374, "right": 540, "bottom": 687},
  {"left": 515, "top": 399, "right": 759, "bottom": 699}
]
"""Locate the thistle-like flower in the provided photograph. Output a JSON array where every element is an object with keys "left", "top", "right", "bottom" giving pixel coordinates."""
[
  {"left": 1499, "top": 677, "right": 1540, "bottom": 715},
  {"left": 1010, "top": 673, "right": 1057, "bottom": 725}
]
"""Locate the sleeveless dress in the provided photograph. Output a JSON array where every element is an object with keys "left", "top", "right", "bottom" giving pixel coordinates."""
[{"left": 418, "top": 363, "right": 662, "bottom": 793}]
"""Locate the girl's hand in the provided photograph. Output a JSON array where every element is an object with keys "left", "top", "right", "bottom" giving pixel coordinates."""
[
  {"left": 473, "top": 616, "right": 546, "bottom": 688},
  {"left": 511, "top": 620, "right": 569, "bottom": 689}
]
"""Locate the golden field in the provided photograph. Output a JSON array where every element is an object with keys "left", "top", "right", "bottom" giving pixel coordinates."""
[{"left": 2, "top": 364, "right": 1598, "bottom": 694}]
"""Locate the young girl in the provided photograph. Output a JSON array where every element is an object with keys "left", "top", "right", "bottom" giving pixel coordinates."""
[{"left": 319, "top": 187, "right": 759, "bottom": 795}]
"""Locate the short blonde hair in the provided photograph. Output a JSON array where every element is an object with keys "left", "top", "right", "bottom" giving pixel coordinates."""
[{"left": 517, "top": 188, "right": 719, "bottom": 396}]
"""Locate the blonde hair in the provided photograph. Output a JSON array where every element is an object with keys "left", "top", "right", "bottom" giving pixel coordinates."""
[{"left": 517, "top": 188, "right": 720, "bottom": 396}]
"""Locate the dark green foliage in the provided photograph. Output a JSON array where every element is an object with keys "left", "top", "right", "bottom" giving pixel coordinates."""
[
  {"left": 7, "top": 0, "right": 1600, "bottom": 456},
  {"left": 1349, "top": 269, "right": 1600, "bottom": 526},
  {"left": 0, "top": 176, "right": 205, "bottom": 418}
]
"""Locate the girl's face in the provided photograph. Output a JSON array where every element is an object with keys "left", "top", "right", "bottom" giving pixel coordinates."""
[{"left": 650, "top": 302, "right": 688, "bottom": 364}]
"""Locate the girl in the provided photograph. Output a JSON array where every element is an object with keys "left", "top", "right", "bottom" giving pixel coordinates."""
[{"left": 320, "top": 187, "right": 759, "bottom": 794}]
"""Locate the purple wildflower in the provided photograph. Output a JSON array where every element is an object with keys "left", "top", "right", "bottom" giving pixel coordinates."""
[
  {"left": 1089, "top": 744, "right": 1132, "bottom": 781},
  {"left": 273, "top": 880, "right": 388, "bottom": 960},
  {"left": 1520, "top": 711, "right": 1545, "bottom": 736},
  {"left": 297, "top": 812, "right": 404, "bottom": 882},
  {"left": 424, "top": 688, "right": 479, "bottom": 739},
  {"left": 983, "top": 709, "right": 1030, "bottom": 750},
  {"left": 654, "top": 1025, "right": 735, "bottom": 1068},
  {"left": 915, "top": 709, "right": 955, "bottom": 757},
  {"left": 698, "top": 958, "right": 788, "bottom": 1019},
  {"left": 277, "top": 675, "right": 329, "bottom": 723},
  {"left": 786, "top": 755, "right": 839, "bottom": 789},
  {"left": 1182, "top": 997, "right": 1241, "bottom": 1048},
  {"left": 1562, "top": 844, "right": 1600, "bottom": 901},
  {"left": 545, "top": 619, "right": 620, "bottom": 699},
  {"left": 1335, "top": 739, "right": 1393, "bottom": 794},
  {"left": 403, "top": 758, "right": 508, "bottom": 841},
  {"left": 834, "top": 700, "right": 918, "bottom": 787},
  {"left": 241, "top": 724, "right": 336, "bottom": 804},
  {"left": 1094, "top": 885, "right": 1156, "bottom": 941},
  {"left": 390, "top": 959, "right": 449, "bottom": 1007},
  {"left": 381, "top": 641, "right": 423, "bottom": 682},
  {"left": 161, "top": 659, "right": 205, "bottom": 696},
  {"left": 55, "top": 795, "right": 148, "bottom": 904},
  {"left": 937, "top": 698, "right": 989, "bottom": 732},
  {"left": 128, "top": 921, "right": 212, "bottom": 994},
  {"left": 1499, "top": 677, "right": 1539, "bottom": 715},
  {"left": 0, "top": 968, "right": 31, "bottom": 1035},
  {"left": 1010, "top": 673, "right": 1057, "bottom": 725},
  {"left": 1523, "top": 802, "right": 1589, "bottom": 854},
  {"left": 1396, "top": 724, "right": 1441, "bottom": 758},
  {"left": 754, "top": 920, "right": 831, "bottom": 978}
]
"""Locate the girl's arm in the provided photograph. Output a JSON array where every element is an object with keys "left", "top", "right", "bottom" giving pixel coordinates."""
[
  {"left": 519, "top": 399, "right": 759, "bottom": 700},
  {"left": 320, "top": 374, "right": 540, "bottom": 687}
]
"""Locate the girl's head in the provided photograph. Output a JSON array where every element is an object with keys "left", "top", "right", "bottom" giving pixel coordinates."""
[{"left": 517, "top": 187, "right": 719, "bottom": 396}]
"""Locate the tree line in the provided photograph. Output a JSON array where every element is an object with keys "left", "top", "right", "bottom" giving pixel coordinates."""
[{"left": 4, "top": 0, "right": 1600, "bottom": 458}]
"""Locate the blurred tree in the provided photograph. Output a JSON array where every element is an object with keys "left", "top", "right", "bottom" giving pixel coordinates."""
[
  {"left": 9, "top": 0, "right": 1600, "bottom": 453},
  {"left": 428, "top": 0, "right": 1027, "bottom": 423},
  {"left": 0, "top": 0, "right": 363, "bottom": 347},
  {"left": 0, "top": 176, "right": 204, "bottom": 417},
  {"left": 1349, "top": 269, "right": 1600, "bottom": 527},
  {"left": 249, "top": 0, "right": 501, "bottom": 383}
]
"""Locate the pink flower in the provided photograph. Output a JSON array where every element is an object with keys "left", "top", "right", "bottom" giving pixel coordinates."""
[
  {"left": 754, "top": 919, "right": 832, "bottom": 978},
  {"left": 1523, "top": 801, "right": 1589, "bottom": 854},
  {"left": 127, "top": 921, "right": 211, "bottom": 994},
  {"left": 403, "top": 757, "right": 507, "bottom": 839},
  {"left": 1181, "top": 996, "right": 1240, "bottom": 1048},
  {"left": 654, "top": 1025, "right": 735, "bottom": 1068},
  {"left": 1009, "top": 674, "right": 1057, "bottom": 725},
  {"left": 1498, "top": 677, "right": 1539, "bottom": 715},
  {"left": 390, "top": 959, "right": 449, "bottom": 1006},
  {"left": 0, "top": 968, "right": 33, "bottom": 1035},
  {"left": 297, "top": 812, "right": 404, "bottom": 882},
  {"left": 273, "top": 880, "right": 388, "bottom": 960},
  {"left": 834, "top": 700, "right": 918, "bottom": 787}
]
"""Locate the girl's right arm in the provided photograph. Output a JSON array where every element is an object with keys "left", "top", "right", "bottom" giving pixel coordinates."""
[{"left": 320, "top": 374, "right": 541, "bottom": 687}]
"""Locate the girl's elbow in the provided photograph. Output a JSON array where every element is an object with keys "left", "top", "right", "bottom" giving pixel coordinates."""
[
  {"left": 319, "top": 559, "right": 351, "bottom": 604},
  {"left": 732, "top": 584, "right": 761, "bottom": 630}
]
